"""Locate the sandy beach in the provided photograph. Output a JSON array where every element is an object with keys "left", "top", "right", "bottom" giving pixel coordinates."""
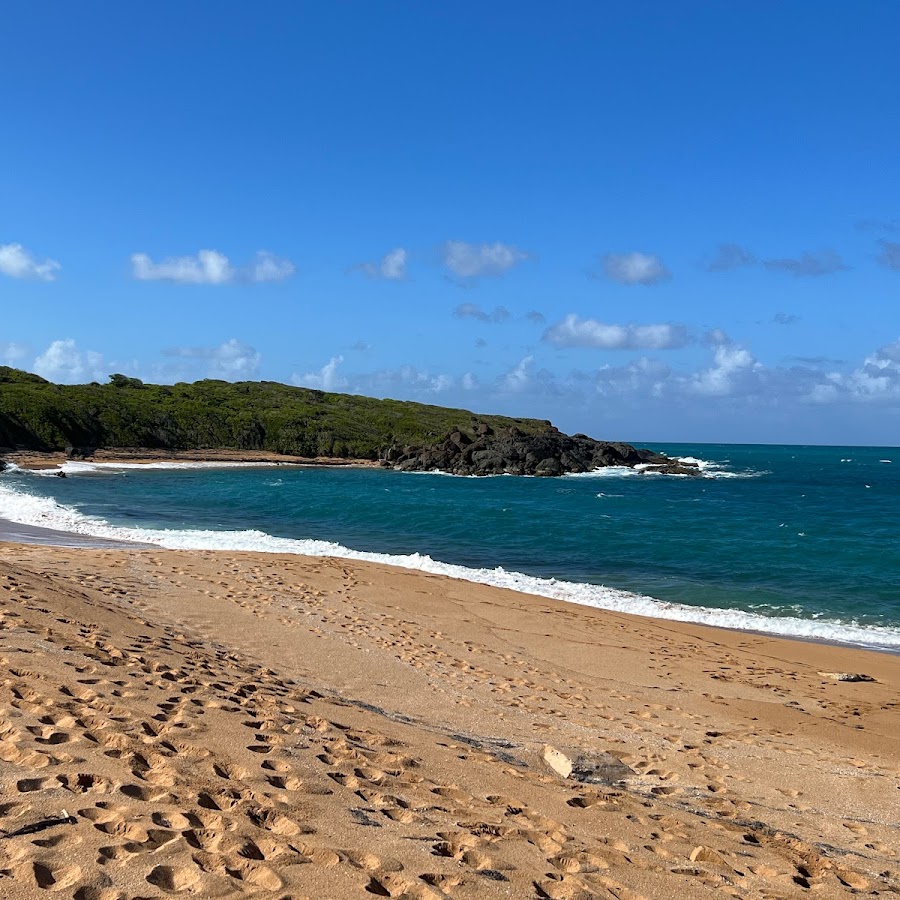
[
  {"left": 0, "top": 541, "right": 897, "bottom": 899},
  {"left": 3, "top": 450, "right": 379, "bottom": 472}
]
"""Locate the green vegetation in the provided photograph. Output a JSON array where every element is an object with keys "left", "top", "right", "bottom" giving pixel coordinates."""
[{"left": 0, "top": 369, "right": 554, "bottom": 459}]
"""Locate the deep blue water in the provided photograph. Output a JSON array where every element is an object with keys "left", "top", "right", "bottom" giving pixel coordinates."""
[{"left": 2, "top": 444, "right": 898, "bottom": 648}]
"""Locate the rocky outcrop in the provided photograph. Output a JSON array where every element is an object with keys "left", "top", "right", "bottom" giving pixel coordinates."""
[
  {"left": 65, "top": 445, "right": 97, "bottom": 459},
  {"left": 380, "top": 425, "right": 698, "bottom": 477}
]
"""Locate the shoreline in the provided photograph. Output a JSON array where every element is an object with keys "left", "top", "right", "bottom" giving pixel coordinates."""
[
  {"left": 1, "top": 453, "right": 897, "bottom": 653},
  {"left": 0, "top": 542, "right": 896, "bottom": 898},
  {"left": 2, "top": 447, "right": 380, "bottom": 472},
  {"left": 0, "top": 499, "right": 898, "bottom": 653}
]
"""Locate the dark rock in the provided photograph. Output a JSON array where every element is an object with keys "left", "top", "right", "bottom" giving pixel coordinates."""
[
  {"left": 382, "top": 426, "right": 698, "bottom": 478},
  {"left": 640, "top": 464, "right": 702, "bottom": 476},
  {"left": 534, "top": 458, "right": 563, "bottom": 477},
  {"left": 65, "top": 445, "right": 96, "bottom": 459},
  {"left": 570, "top": 752, "right": 634, "bottom": 785}
]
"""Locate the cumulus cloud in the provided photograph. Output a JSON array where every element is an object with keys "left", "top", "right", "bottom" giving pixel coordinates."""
[
  {"left": 0, "top": 342, "right": 28, "bottom": 366},
  {"left": 354, "top": 247, "right": 408, "bottom": 280},
  {"left": 543, "top": 314, "right": 690, "bottom": 350},
  {"left": 876, "top": 240, "right": 900, "bottom": 271},
  {"left": 0, "top": 243, "right": 61, "bottom": 281},
  {"left": 163, "top": 339, "right": 261, "bottom": 380},
  {"left": 248, "top": 251, "right": 296, "bottom": 283},
  {"left": 773, "top": 312, "right": 800, "bottom": 325},
  {"left": 499, "top": 355, "right": 534, "bottom": 392},
  {"left": 441, "top": 241, "right": 529, "bottom": 279},
  {"left": 292, "top": 334, "right": 900, "bottom": 420},
  {"left": 454, "top": 303, "right": 510, "bottom": 323},
  {"left": 131, "top": 249, "right": 294, "bottom": 284},
  {"left": 526, "top": 310, "right": 546, "bottom": 325},
  {"left": 705, "top": 243, "right": 756, "bottom": 272},
  {"left": 589, "top": 356, "right": 673, "bottom": 399},
  {"left": 33, "top": 339, "right": 109, "bottom": 383},
  {"left": 601, "top": 251, "right": 670, "bottom": 285},
  {"left": 360, "top": 365, "right": 456, "bottom": 395},
  {"left": 703, "top": 328, "right": 731, "bottom": 347},
  {"left": 828, "top": 340, "right": 900, "bottom": 401},
  {"left": 586, "top": 338, "right": 900, "bottom": 407},
  {"left": 763, "top": 250, "right": 847, "bottom": 277},
  {"left": 293, "top": 356, "right": 348, "bottom": 392},
  {"left": 690, "top": 343, "right": 760, "bottom": 396}
]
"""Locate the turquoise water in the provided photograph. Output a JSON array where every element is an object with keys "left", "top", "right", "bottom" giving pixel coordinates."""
[{"left": 1, "top": 444, "right": 898, "bottom": 649}]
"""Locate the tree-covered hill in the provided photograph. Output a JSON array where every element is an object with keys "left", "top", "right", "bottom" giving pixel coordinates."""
[{"left": 0, "top": 368, "right": 555, "bottom": 459}]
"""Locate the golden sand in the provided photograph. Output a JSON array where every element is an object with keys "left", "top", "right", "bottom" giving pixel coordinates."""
[
  {"left": 4, "top": 449, "right": 377, "bottom": 471},
  {"left": 0, "top": 543, "right": 897, "bottom": 898}
]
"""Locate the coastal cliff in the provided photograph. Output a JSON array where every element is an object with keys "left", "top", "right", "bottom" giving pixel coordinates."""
[{"left": 0, "top": 367, "right": 692, "bottom": 476}]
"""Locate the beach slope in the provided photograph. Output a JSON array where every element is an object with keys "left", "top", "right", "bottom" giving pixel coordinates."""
[{"left": 0, "top": 544, "right": 897, "bottom": 898}]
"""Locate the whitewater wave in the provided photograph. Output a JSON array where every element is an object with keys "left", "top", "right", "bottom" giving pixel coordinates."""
[
  {"left": 0, "top": 481, "right": 897, "bottom": 651},
  {"left": 4, "top": 461, "right": 282, "bottom": 478},
  {"left": 566, "top": 457, "right": 767, "bottom": 480},
  {"left": 62, "top": 461, "right": 281, "bottom": 475}
]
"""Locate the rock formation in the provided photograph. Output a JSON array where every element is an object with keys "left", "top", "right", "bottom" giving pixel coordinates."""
[{"left": 380, "top": 425, "right": 699, "bottom": 477}]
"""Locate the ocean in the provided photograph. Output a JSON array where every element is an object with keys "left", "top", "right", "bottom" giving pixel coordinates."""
[{"left": 1, "top": 444, "right": 898, "bottom": 650}]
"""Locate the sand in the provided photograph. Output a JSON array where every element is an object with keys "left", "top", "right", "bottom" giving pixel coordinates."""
[
  {"left": 0, "top": 542, "right": 897, "bottom": 899},
  {"left": 3, "top": 450, "right": 378, "bottom": 472}
]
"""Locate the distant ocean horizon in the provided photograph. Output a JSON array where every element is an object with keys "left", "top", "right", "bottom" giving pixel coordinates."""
[{"left": 2, "top": 443, "right": 899, "bottom": 651}]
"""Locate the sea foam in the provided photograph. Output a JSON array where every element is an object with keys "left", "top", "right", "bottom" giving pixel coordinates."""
[{"left": 0, "top": 481, "right": 897, "bottom": 651}]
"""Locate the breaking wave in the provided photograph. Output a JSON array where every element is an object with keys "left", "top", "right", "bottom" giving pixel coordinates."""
[{"left": 0, "top": 480, "right": 896, "bottom": 651}]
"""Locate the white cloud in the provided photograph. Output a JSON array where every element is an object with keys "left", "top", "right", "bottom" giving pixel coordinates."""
[
  {"left": 441, "top": 241, "right": 529, "bottom": 279},
  {"left": 132, "top": 249, "right": 232, "bottom": 284},
  {"left": 293, "top": 356, "right": 348, "bottom": 392},
  {"left": 0, "top": 243, "right": 61, "bottom": 281},
  {"left": 839, "top": 340, "right": 900, "bottom": 400},
  {"left": 355, "top": 247, "right": 408, "bottom": 280},
  {"left": 292, "top": 357, "right": 464, "bottom": 398},
  {"left": 0, "top": 342, "right": 29, "bottom": 366},
  {"left": 544, "top": 314, "right": 689, "bottom": 350},
  {"left": 363, "top": 365, "right": 455, "bottom": 395},
  {"left": 163, "top": 339, "right": 261, "bottom": 380},
  {"left": 33, "top": 339, "right": 109, "bottom": 383},
  {"left": 703, "top": 328, "right": 731, "bottom": 347},
  {"left": 249, "top": 251, "right": 296, "bottom": 283},
  {"left": 690, "top": 343, "right": 759, "bottom": 396},
  {"left": 500, "top": 355, "right": 534, "bottom": 392},
  {"left": 590, "top": 356, "right": 672, "bottom": 399},
  {"left": 602, "top": 251, "right": 669, "bottom": 285},
  {"left": 131, "top": 249, "right": 294, "bottom": 284}
]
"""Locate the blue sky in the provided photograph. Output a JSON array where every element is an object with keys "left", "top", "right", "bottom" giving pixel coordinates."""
[{"left": 2, "top": 1, "right": 899, "bottom": 444}]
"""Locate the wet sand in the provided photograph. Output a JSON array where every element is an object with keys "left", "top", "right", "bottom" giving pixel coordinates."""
[
  {"left": 0, "top": 519, "right": 145, "bottom": 550},
  {"left": 0, "top": 542, "right": 897, "bottom": 899}
]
